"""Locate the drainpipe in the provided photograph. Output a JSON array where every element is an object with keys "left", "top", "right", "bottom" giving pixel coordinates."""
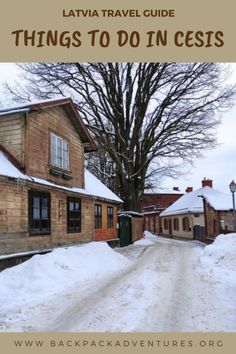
[
  {"left": 190, "top": 214, "right": 194, "bottom": 239},
  {"left": 23, "top": 110, "right": 30, "bottom": 171},
  {"left": 92, "top": 197, "right": 95, "bottom": 241}
]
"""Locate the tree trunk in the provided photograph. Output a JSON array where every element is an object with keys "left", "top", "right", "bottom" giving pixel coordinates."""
[{"left": 122, "top": 180, "right": 140, "bottom": 211}]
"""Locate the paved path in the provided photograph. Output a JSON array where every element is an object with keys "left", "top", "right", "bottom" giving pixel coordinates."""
[
  {"left": 45, "top": 238, "right": 233, "bottom": 331},
  {"left": 1, "top": 237, "right": 234, "bottom": 331}
]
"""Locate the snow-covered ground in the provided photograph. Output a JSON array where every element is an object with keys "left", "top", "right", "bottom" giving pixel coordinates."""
[{"left": 0, "top": 232, "right": 235, "bottom": 332}]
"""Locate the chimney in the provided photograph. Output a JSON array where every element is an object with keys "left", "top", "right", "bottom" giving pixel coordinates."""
[
  {"left": 185, "top": 187, "right": 193, "bottom": 193},
  {"left": 173, "top": 187, "right": 179, "bottom": 191},
  {"left": 202, "top": 178, "right": 213, "bottom": 188}
]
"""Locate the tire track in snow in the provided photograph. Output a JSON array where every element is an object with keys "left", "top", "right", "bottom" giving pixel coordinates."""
[
  {"left": 41, "top": 244, "right": 157, "bottom": 331},
  {"left": 5, "top": 237, "right": 234, "bottom": 332}
]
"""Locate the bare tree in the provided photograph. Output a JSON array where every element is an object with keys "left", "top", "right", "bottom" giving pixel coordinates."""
[{"left": 5, "top": 63, "right": 235, "bottom": 210}]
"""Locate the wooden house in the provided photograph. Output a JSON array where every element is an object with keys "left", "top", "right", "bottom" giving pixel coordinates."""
[{"left": 0, "top": 98, "right": 122, "bottom": 256}]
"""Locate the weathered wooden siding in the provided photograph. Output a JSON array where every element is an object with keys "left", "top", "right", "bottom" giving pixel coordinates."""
[
  {"left": 0, "top": 176, "right": 28, "bottom": 254},
  {"left": 0, "top": 177, "right": 93, "bottom": 256},
  {"left": 25, "top": 106, "right": 84, "bottom": 188},
  {"left": 94, "top": 202, "right": 118, "bottom": 241},
  {"left": 0, "top": 113, "right": 25, "bottom": 166},
  {"left": 131, "top": 217, "right": 144, "bottom": 242}
]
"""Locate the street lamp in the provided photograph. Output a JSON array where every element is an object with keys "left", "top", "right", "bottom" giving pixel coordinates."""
[{"left": 229, "top": 180, "right": 236, "bottom": 232}]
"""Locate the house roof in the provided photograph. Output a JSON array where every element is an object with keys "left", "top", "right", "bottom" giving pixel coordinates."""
[
  {"left": 160, "top": 187, "right": 206, "bottom": 217},
  {"left": 160, "top": 186, "right": 233, "bottom": 217},
  {"left": 0, "top": 151, "right": 122, "bottom": 204},
  {"left": 0, "top": 151, "right": 29, "bottom": 181},
  {"left": 200, "top": 189, "right": 233, "bottom": 211},
  {"left": 0, "top": 98, "right": 96, "bottom": 152},
  {"left": 143, "top": 189, "right": 183, "bottom": 195}
]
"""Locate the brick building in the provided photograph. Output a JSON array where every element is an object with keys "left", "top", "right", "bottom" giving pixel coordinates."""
[{"left": 140, "top": 189, "right": 183, "bottom": 234}]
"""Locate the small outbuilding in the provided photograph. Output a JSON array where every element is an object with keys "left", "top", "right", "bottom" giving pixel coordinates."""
[{"left": 118, "top": 211, "right": 144, "bottom": 247}]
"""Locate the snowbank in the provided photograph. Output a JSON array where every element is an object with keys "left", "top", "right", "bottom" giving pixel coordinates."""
[
  {"left": 200, "top": 233, "right": 236, "bottom": 320},
  {"left": 200, "top": 233, "right": 236, "bottom": 272},
  {"left": 199, "top": 233, "right": 236, "bottom": 307},
  {"left": 143, "top": 230, "right": 159, "bottom": 242},
  {"left": 0, "top": 242, "right": 130, "bottom": 311},
  {"left": 132, "top": 231, "right": 158, "bottom": 246}
]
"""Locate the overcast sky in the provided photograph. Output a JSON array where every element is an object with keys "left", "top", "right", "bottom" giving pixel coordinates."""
[{"left": 0, "top": 62, "right": 235, "bottom": 194}]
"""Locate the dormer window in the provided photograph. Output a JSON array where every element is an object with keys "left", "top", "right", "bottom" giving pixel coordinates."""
[{"left": 50, "top": 132, "right": 69, "bottom": 170}]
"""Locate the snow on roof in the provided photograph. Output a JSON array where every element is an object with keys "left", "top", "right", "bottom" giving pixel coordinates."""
[
  {"left": 84, "top": 170, "right": 123, "bottom": 203},
  {"left": 142, "top": 210, "right": 162, "bottom": 215},
  {"left": 0, "top": 152, "right": 30, "bottom": 180},
  {"left": 0, "top": 97, "right": 71, "bottom": 116},
  {"left": 144, "top": 188, "right": 183, "bottom": 195},
  {"left": 200, "top": 190, "right": 233, "bottom": 211},
  {"left": 160, "top": 186, "right": 233, "bottom": 217},
  {"left": 118, "top": 211, "right": 143, "bottom": 217},
  {"left": 0, "top": 151, "right": 122, "bottom": 204},
  {"left": 160, "top": 188, "right": 206, "bottom": 217},
  {"left": 0, "top": 108, "right": 30, "bottom": 116}
]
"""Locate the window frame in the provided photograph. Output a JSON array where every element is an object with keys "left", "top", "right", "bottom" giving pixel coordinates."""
[
  {"left": 182, "top": 217, "right": 190, "bottom": 231},
  {"left": 50, "top": 132, "right": 70, "bottom": 171},
  {"left": 67, "top": 197, "right": 81, "bottom": 233},
  {"left": 28, "top": 190, "right": 51, "bottom": 236},
  {"left": 107, "top": 206, "right": 114, "bottom": 228},
  {"left": 173, "top": 218, "right": 179, "bottom": 231},
  {"left": 95, "top": 204, "right": 102, "bottom": 229},
  {"left": 163, "top": 218, "right": 168, "bottom": 230}
]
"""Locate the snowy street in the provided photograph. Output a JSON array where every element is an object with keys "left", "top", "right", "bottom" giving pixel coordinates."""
[{"left": 0, "top": 233, "right": 235, "bottom": 332}]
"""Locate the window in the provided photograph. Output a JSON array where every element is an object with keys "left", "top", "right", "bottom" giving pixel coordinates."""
[
  {"left": 164, "top": 218, "right": 168, "bottom": 230},
  {"left": 107, "top": 206, "right": 114, "bottom": 228},
  {"left": 29, "top": 191, "right": 50, "bottom": 235},
  {"left": 173, "top": 218, "right": 179, "bottom": 231},
  {"left": 50, "top": 132, "right": 69, "bottom": 170},
  {"left": 95, "top": 204, "right": 102, "bottom": 229},
  {"left": 67, "top": 197, "right": 81, "bottom": 233},
  {"left": 182, "top": 217, "right": 190, "bottom": 231}
]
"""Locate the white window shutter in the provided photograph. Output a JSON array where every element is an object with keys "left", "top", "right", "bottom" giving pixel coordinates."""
[
  {"left": 51, "top": 133, "right": 57, "bottom": 165},
  {"left": 63, "top": 140, "right": 69, "bottom": 170}
]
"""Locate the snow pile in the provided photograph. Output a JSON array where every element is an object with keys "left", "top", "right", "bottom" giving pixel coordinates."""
[
  {"left": 142, "top": 230, "right": 159, "bottom": 243},
  {"left": 0, "top": 242, "right": 130, "bottom": 311},
  {"left": 131, "top": 231, "right": 158, "bottom": 246},
  {"left": 199, "top": 233, "right": 236, "bottom": 312},
  {"left": 200, "top": 233, "right": 236, "bottom": 272}
]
